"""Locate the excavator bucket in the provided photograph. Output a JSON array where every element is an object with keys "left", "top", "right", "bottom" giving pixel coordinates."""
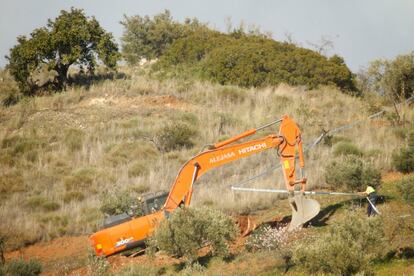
[{"left": 288, "top": 194, "right": 320, "bottom": 231}]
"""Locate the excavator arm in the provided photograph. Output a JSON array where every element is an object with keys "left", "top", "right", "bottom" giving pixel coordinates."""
[
  {"left": 90, "top": 115, "right": 319, "bottom": 256},
  {"left": 164, "top": 115, "right": 306, "bottom": 212}
]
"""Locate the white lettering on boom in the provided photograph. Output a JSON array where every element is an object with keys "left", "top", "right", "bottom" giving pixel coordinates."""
[
  {"left": 209, "top": 152, "right": 236, "bottom": 164},
  {"left": 238, "top": 143, "right": 267, "bottom": 155}
]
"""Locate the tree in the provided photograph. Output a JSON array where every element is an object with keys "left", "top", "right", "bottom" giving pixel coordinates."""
[
  {"left": 359, "top": 53, "right": 414, "bottom": 100},
  {"left": 6, "top": 8, "right": 120, "bottom": 95},
  {"left": 120, "top": 10, "right": 208, "bottom": 65}
]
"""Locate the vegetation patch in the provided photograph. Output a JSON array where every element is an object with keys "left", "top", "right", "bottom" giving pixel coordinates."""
[
  {"left": 25, "top": 196, "right": 60, "bottom": 212},
  {"left": 325, "top": 156, "right": 381, "bottom": 191},
  {"left": 293, "top": 212, "right": 387, "bottom": 275},
  {"left": 148, "top": 207, "right": 237, "bottom": 263},
  {"left": 64, "top": 167, "right": 99, "bottom": 191},
  {"left": 99, "top": 190, "right": 142, "bottom": 217},
  {"left": 392, "top": 131, "right": 414, "bottom": 173},
  {"left": 396, "top": 175, "right": 414, "bottom": 204},
  {"left": 0, "top": 170, "right": 25, "bottom": 197},
  {"left": 333, "top": 141, "right": 363, "bottom": 157},
  {"left": 1, "top": 258, "right": 42, "bottom": 276},
  {"left": 155, "top": 123, "right": 197, "bottom": 152},
  {"left": 63, "top": 191, "right": 85, "bottom": 203},
  {"left": 105, "top": 142, "right": 157, "bottom": 165}
]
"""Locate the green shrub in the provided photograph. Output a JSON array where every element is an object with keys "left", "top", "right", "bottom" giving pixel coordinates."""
[
  {"left": 293, "top": 212, "right": 386, "bottom": 275},
  {"left": 149, "top": 207, "right": 237, "bottom": 263},
  {"left": 333, "top": 141, "right": 363, "bottom": 157},
  {"left": 121, "top": 10, "right": 209, "bottom": 64},
  {"left": 99, "top": 191, "right": 141, "bottom": 217},
  {"left": 2, "top": 259, "right": 42, "bottom": 276},
  {"left": 396, "top": 176, "right": 414, "bottom": 203},
  {"left": 392, "top": 131, "right": 414, "bottom": 173},
  {"left": 325, "top": 156, "right": 381, "bottom": 191},
  {"left": 156, "top": 123, "right": 197, "bottom": 152}
]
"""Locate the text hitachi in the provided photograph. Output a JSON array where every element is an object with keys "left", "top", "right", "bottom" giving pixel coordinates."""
[{"left": 238, "top": 143, "right": 267, "bottom": 154}]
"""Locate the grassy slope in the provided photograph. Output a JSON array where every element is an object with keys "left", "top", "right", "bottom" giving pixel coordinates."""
[{"left": 1, "top": 67, "right": 414, "bottom": 274}]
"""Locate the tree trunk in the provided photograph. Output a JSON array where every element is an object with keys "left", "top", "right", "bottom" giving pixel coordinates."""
[{"left": 55, "top": 63, "right": 69, "bottom": 91}]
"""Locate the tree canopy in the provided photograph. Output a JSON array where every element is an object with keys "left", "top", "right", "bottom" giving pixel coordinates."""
[
  {"left": 6, "top": 8, "right": 120, "bottom": 95},
  {"left": 359, "top": 52, "right": 414, "bottom": 100},
  {"left": 120, "top": 10, "right": 209, "bottom": 65},
  {"left": 122, "top": 11, "right": 357, "bottom": 92}
]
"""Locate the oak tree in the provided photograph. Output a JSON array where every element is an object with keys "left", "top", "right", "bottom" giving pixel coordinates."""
[{"left": 6, "top": 8, "right": 120, "bottom": 95}]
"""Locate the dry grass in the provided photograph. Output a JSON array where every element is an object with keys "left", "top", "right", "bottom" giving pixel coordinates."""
[{"left": 0, "top": 66, "right": 413, "bottom": 250}]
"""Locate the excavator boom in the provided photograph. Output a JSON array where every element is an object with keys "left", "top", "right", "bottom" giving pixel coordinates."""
[{"left": 89, "top": 115, "right": 320, "bottom": 256}]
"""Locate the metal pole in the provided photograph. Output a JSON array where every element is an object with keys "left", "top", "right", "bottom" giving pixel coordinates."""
[
  {"left": 231, "top": 186, "right": 359, "bottom": 196},
  {"left": 366, "top": 197, "right": 381, "bottom": 215},
  {"left": 256, "top": 118, "right": 283, "bottom": 131}
]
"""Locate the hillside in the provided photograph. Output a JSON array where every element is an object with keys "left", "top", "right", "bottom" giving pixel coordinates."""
[{"left": 1, "top": 67, "right": 414, "bottom": 275}]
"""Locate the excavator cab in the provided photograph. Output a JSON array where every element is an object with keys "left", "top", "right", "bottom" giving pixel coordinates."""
[
  {"left": 141, "top": 191, "right": 169, "bottom": 215},
  {"left": 101, "top": 191, "right": 169, "bottom": 230}
]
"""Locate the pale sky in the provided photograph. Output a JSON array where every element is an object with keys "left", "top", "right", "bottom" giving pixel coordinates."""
[{"left": 0, "top": 0, "right": 413, "bottom": 71}]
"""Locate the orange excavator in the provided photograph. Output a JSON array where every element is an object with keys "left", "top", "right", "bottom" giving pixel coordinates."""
[{"left": 90, "top": 115, "right": 320, "bottom": 256}]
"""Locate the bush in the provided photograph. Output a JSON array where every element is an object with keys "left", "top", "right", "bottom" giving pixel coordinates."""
[
  {"left": 293, "top": 212, "right": 386, "bottom": 275},
  {"left": 392, "top": 131, "right": 414, "bottom": 173},
  {"left": 157, "top": 29, "right": 357, "bottom": 92},
  {"left": 100, "top": 190, "right": 141, "bottom": 217},
  {"left": 396, "top": 176, "right": 414, "bottom": 204},
  {"left": 149, "top": 207, "right": 237, "bottom": 263},
  {"left": 325, "top": 156, "right": 381, "bottom": 191},
  {"left": 333, "top": 141, "right": 363, "bottom": 157},
  {"left": 1, "top": 259, "right": 42, "bottom": 276},
  {"left": 156, "top": 123, "right": 197, "bottom": 152}
]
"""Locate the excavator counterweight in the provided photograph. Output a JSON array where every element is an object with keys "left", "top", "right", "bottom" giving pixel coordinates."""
[{"left": 89, "top": 115, "right": 320, "bottom": 256}]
